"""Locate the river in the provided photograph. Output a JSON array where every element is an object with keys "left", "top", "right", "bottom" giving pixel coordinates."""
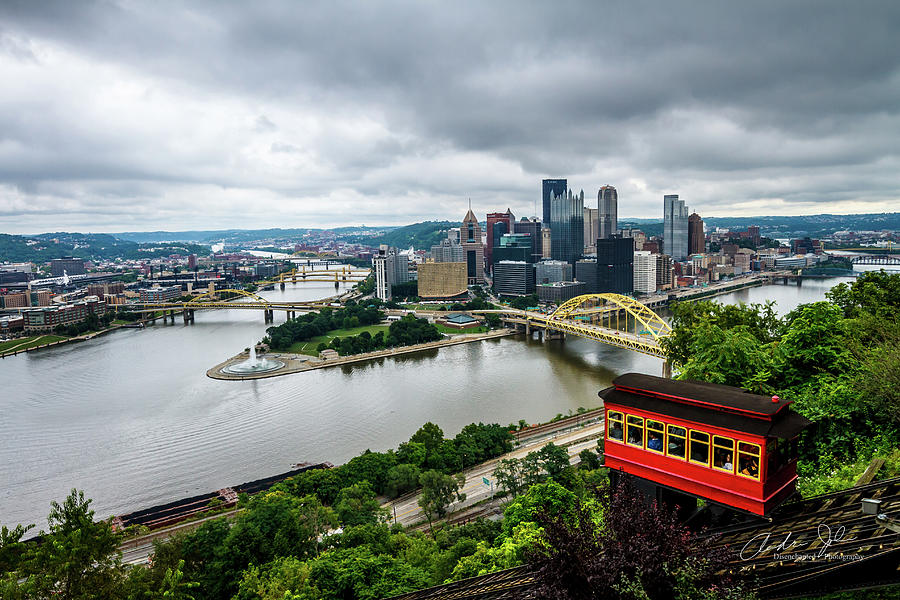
[{"left": 0, "top": 270, "right": 870, "bottom": 529}]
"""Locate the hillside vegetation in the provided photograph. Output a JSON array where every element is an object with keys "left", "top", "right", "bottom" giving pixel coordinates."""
[
  {"left": 0, "top": 233, "right": 209, "bottom": 263},
  {"left": 343, "top": 221, "right": 458, "bottom": 249}
]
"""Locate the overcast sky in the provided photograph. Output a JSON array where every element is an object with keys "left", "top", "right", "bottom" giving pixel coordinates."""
[{"left": 1, "top": 1, "right": 898, "bottom": 234}]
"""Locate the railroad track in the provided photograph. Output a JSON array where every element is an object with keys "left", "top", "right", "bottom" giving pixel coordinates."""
[{"left": 707, "top": 476, "right": 900, "bottom": 598}]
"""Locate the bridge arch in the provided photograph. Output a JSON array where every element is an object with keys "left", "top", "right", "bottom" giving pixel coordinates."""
[
  {"left": 186, "top": 289, "right": 271, "bottom": 305},
  {"left": 549, "top": 293, "right": 671, "bottom": 341}
]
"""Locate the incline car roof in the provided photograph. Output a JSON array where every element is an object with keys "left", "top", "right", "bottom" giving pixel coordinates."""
[
  {"left": 600, "top": 387, "right": 811, "bottom": 438},
  {"left": 612, "top": 373, "right": 790, "bottom": 417}
]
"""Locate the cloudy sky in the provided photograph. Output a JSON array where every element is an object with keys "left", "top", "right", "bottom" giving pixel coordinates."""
[{"left": 1, "top": 1, "right": 898, "bottom": 234}]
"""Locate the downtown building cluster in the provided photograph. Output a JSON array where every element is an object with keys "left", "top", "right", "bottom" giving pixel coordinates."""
[{"left": 372, "top": 178, "right": 838, "bottom": 305}]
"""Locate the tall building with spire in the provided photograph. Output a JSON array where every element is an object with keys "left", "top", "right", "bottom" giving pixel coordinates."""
[
  {"left": 460, "top": 206, "right": 484, "bottom": 284},
  {"left": 550, "top": 189, "right": 584, "bottom": 264},
  {"left": 663, "top": 194, "right": 690, "bottom": 261},
  {"left": 598, "top": 185, "right": 617, "bottom": 240}
]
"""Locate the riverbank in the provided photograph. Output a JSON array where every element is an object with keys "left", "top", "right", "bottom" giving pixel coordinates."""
[
  {"left": 0, "top": 324, "right": 125, "bottom": 359},
  {"left": 207, "top": 328, "right": 516, "bottom": 380}
]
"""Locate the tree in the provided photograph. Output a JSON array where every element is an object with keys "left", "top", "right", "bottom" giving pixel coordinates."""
[
  {"left": 22, "top": 489, "right": 124, "bottom": 600},
  {"left": 418, "top": 470, "right": 466, "bottom": 535},
  {"left": 502, "top": 481, "right": 579, "bottom": 538},
  {"left": 385, "top": 464, "right": 421, "bottom": 498},
  {"left": 827, "top": 270, "right": 900, "bottom": 318},
  {"left": 335, "top": 482, "right": 388, "bottom": 528},
  {"left": 158, "top": 559, "right": 199, "bottom": 600},
  {"left": 537, "top": 443, "right": 570, "bottom": 478},
  {"left": 509, "top": 294, "right": 539, "bottom": 310},
  {"left": 493, "top": 457, "right": 526, "bottom": 499},
  {"left": 0, "top": 522, "right": 34, "bottom": 574},
  {"left": 527, "top": 477, "right": 749, "bottom": 600},
  {"left": 292, "top": 494, "right": 337, "bottom": 560},
  {"left": 660, "top": 300, "right": 780, "bottom": 369},
  {"left": 578, "top": 448, "right": 601, "bottom": 471},
  {"left": 676, "top": 323, "right": 777, "bottom": 394},
  {"left": 307, "top": 546, "right": 430, "bottom": 599},
  {"left": 235, "top": 556, "right": 319, "bottom": 600},
  {"left": 409, "top": 422, "right": 445, "bottom": 466}
]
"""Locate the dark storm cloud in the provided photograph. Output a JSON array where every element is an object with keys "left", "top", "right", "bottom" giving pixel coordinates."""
[{"left": 0, "top": 0, "right": 898, "bottom": 233}]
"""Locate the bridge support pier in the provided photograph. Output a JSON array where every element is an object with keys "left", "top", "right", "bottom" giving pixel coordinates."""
[
  {"left": 264, "top": 309, "right": 274, "bottom": 324},
  {"left": 280, "top": 282, "right": 285, "bottom": 290}
]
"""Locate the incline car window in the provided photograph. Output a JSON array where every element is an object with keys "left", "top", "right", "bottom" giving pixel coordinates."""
[
  {"left": 626, "top": 415, "right": 644, "bottom": 447},
  {"left": 738, "top": 441, "right": 761, "bottom": 480},
  {"left": 607, "top": 411, "right": 624, "bottom": 442},
  {"left": 646, "top": 420, "right": 665, "bottom": 453},
  {"left": 667, "top": 425, "right": 686, "bottom": 459},
  {"left": 689, "top": 430, "right": 710, "bottom": 466},
  {"left": 713, "top": 436, "right": 735, "bottom": 473}
]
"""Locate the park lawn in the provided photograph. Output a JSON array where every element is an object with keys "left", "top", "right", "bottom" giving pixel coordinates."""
[
  {"left": 0, "top": 335, "right": 68, "bottom": 354},
  {"left": 287, "top": 324, "right": 391, "bottom": 356},
  {"left": 401, "top": 303, "right": 449, "bottom": 311}
]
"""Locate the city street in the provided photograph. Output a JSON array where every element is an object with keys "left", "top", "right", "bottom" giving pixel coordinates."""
[{"left": 384, "top": 421, "right": 605, "bottom": 528}]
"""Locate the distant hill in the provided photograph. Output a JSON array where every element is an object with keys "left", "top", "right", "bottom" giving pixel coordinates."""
[
  {"left": 0, "top": 232, "right": 209, "bottom": 263},
  {"left": 702, "top": 213, "right": 900, "bottom": 237},
  {"left": 619, "top": 213, "right": 900, "bottom": 239},
  {"left": 343, "top": 221, "right": 458, "bottom": 249},
  {"left": 115, "top": 226, "right": 392, "bottom": 244},
  {"left": 619, "top": 220, "right": 664, "bottom": 238}
]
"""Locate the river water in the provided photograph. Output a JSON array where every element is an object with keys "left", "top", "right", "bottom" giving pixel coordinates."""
[{"left": 0, "top": 271, "right": 866, "bottom": 529}]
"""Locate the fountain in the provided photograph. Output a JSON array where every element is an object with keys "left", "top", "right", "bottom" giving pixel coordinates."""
[{"left": 222, "top": 341, "right": 284, "bottom": 375}]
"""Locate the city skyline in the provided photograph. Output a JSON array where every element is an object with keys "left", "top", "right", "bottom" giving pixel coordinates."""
[{"left": 1, "top": 2, "right": 899, "bottom": 234}]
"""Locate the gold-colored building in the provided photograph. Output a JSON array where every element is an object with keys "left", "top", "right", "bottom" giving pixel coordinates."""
[{"left": 417, "top": 262, "right": 468, "bottom": 299}]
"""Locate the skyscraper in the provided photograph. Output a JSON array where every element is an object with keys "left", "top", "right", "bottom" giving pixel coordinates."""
[
  {"left": 596, "top": 236, "right": 633, "bottom": 294},
  {"left": 550, "top": 189, "right": 584, "bottom": 264},
  {"left": 373, "top": 245, "right": 407, "bottom": 301},
  {"left": 542, "top": 179, "right": 567, "bottom": 225},
  {"left": 688, "top": 213, "right": 705, "bottom": 255},
  {"left": 583, "top": 207, "right": 599, "bottom": 252},
  {"left": 633, "top": 251, "right": 657, "bottom": 294},
  {"left": 460, "top": 208, "right": 484, "bottom": 284},
  {"left": 541, "top": 228, "right": 551, "bottom": 258},
  {"left": 514, "top": 217, "right": 543, "bottom": 263},
  {"left": 598, "top": 185, "right": 617, "bottom": 240},
  {"left": 663, "top": 195, "right": 690, "bottom": 261},
  {"left": 486, "top": 209, "right": 515, "bottom": 270}
]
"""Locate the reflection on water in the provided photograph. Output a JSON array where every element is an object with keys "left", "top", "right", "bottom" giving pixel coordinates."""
[{"left": 0, "top": 275, "right": 850, "bottom": 528}]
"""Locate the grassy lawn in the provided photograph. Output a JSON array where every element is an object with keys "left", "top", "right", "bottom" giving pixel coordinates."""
[
  {"left": 401, "top": 303, "right": 449, "bottom": 311},
  {"left": 434, "top": 324, "right": 489, "bottom": 335},
  {"left": 0, "top": 335, "right": 68, "bottom": 354},
  {"left": 286, "top": 324, "right": 391, "bottom": 356}
]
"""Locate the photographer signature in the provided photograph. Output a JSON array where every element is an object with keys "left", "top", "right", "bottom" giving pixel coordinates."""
[{"left": 739, "top": 523, "right": 857, "bottom": 560}]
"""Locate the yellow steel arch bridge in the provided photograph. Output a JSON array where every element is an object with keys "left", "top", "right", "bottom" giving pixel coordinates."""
[
  {"left": 258, "top": 267, "right": 370, "bottom": 286},
  {"left": 475, "top": 293, "right": 671, "bottom": 359},
  {"left": 127, "top": 289, "right": 325, "bottom": 312}
]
